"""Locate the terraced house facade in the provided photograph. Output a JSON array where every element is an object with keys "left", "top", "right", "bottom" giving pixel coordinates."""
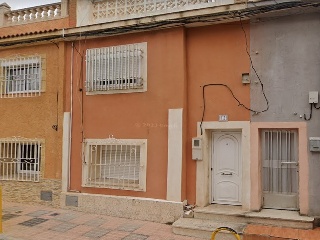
[
  {"left": 0, "top": 0, "right": 74, "bottom": 206},
  {"left": 1, "top": 0, "right": 320, "bottom": 238}
]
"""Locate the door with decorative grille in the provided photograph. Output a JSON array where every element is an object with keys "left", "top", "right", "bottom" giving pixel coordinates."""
[{"left": 262, "top": 130, "right": 299, "bottom": 210}]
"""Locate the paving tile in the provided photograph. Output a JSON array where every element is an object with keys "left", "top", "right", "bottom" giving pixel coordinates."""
[
  {"left": 299, "top": 229, "right": 320, "bottom": 240},
  {"left": 0, "top": 233, "right": 23, "bottom": 240},
  {"left": 102, "top": 230, "right": 130, "bottom": 240},
  {"left": 3, "top": 206, "right": 24, "bottom": 213},
  {"left": 26, "top": 210, "right": 51, "bottom": 217},
  {"left": 243, "top": 235, "right": 270, "bottom": 240},
  {"left": 83, "top": 218, "right": 106, "bottom": 227},
  {"left": 118, "top": 223, "right": 143, "bottom": 232},
  {"left": 83, "top": 228, "right": 111, "bottom": 238},
  {"left": 0, "top": 201, "right": 213, "bottom": 240},
  {"left": 18, "top": 218, "right": 48, "bottom": 227},
  {"left": 2, "top": 214, "right": 20, "bottom": 221},
  {"left": 67, "top": 224, "right": 94, "bottom": 235},
  {"left": 69, "top": 214, "right": 97, "bottom": 225},
  {"left": 244, "top": 224, "right": 272, "bottom": 236},
  {"left": 270, "top": 226, "right": 299, "bottom": 239},
  {"left": 146, "top": 236, "right": 175, "bottom": 240},
  {"left": 100, "top": 217, "right": 128, "bottom": 229},
  {"left": 121, "top": 233, "right": 149, "bottom": 240},
  {"left": 49, "top": 222, "right": 78, "bottom": 232},
  {"left": 51, "top": 213, "right": 80, "bottom": 222}
]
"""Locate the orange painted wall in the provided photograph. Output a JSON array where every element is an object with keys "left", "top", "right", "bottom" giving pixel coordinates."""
[
  {"left": 65, "top": 27, "right": 187, "bottom": 199},
  {"left": 0, "top": 43, "right": 65, "bottom": 179},
  {"left": 186, "top": 22, "right": 251, "bottom": 204},
  {"left": 0, "top": 18, "right": 69, "bottom": 38},
  {"left": 65, "top": 22, "right": 250, "bottom": 202}
]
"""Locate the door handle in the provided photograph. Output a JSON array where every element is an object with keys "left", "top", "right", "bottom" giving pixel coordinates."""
[{"left": 221, "top": 172, "right": 233, "bottom": 176}]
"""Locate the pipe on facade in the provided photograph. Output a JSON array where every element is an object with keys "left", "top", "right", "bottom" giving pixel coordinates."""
[{"left": 68, "top": 42, "right": 74, "bottom": 191}]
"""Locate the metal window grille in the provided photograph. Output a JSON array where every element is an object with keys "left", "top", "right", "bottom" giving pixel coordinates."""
[
  {"left": 262, "top": 130, "right": 298, "bottom": 194},
  {"left": 0, "top": 139, "right": 41, "bottom": 182},
  {"left": 83, "top": 139, "right": 147, "bottom": 191},
  {"left": 86, "top": 43, "right": 146, "bottom": 92},
  {"left": 0, "top": 56, "right": 42, "bottom": 98}
]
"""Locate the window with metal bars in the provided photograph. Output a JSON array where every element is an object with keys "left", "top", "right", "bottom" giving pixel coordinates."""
[
  {"left": 262, "top": 130, "right": 298, "bottom": 194},
  {"left": 0, "top": 139, "right": 42, "bottom": 182},
  {"left": 85, "top": 42, "right": 147, "bottom": 94},
  {"left": 82, "top": 139, "right": 147, "bottom": 191},
  {"left": 0, "top": 56, "right": 42, "bottom": 98}
]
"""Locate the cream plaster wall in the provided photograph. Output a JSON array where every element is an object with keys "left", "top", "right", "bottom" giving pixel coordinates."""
[
  {"left": 167, "top": 109, "right": 183, "bottom": 202},
  {"left": 61, "top": 192, "right": 183, "bottom": 223}
]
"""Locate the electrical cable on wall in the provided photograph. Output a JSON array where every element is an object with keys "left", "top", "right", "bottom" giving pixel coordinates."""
[
  {"left": 73, "top": 41, "right": 86, "bottom": 143},
  {"left": 200, "top": 84, "right": 257, "bottom": 135},
  {"left": 51, "top": 92, "right": 59, "bottom": 131},
  {"left": 238, "top": 14, "right": 269, "bottom": 113},
  {"left": 304, "top": 102, "right": 320, "bottom": 121},
  {"left": 200, "top": 14, "right": 270, "bottom": 135},
  {"left": 1, "top": 2, "right": 319, "bottom": 48},
  {"left": 304, "top": 103, "right": 313, "bottom": 121},
  {"left": 314, "top": 103, "right": 320, "bottom": 110}
]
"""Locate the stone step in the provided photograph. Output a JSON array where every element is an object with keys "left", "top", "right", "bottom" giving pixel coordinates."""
[
  {"left": 194, "top": 205, "right": 247, "bottom": 223},
  {"left": 172, "top": 218, "right": 245, "bottom": 240},
  {"left": 193, "top": 205, "right": 314, "bottom": 230},
  {"left": 245, "top": 209, "right": 314, "bottom": 230}
]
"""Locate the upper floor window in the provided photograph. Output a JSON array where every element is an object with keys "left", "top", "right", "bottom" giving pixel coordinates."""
[
  {"left": 85, "top": 42, "right": 147, "bottom": 94},
  {"left": 0, "top": 56, "right": 43, "bottom": 98}
]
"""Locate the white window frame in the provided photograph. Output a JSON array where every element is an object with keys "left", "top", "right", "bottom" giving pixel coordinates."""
[
  {"left": 0, "top": 56, "right": 42, "bottom": 97},
  {"left": 85, "top": 42, "right": 147, "bottom": 95},
  {"left": 0, "top": 138, "right": 42, "bottom": 182},
  {"left": 82, "top": 138, "right": 147, "bottom": 191}
]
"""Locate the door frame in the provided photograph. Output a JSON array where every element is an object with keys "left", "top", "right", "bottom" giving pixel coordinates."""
[
  {"left": 250, "top": 122, "right": 308, "bottom": 215},
  {"left": 211, "top": 131, "right": 242, "bottom": 205},
  {"left": 195, "top": 121, "right": 251, "bottom": 210},
  {"left": 261, "top": 129, "right": 299, "bottom": 210}
]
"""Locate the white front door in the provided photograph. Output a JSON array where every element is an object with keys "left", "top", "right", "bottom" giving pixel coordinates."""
[{"left": 212, "top": 132, "right": 242, "bottom": 205}]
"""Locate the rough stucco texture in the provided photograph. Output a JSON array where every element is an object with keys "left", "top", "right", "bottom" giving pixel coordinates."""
[
  {"left": 250, "top": 13, "right": 320, "bottom": 215},
  {"left": 1, "top": 179, "right": 61, "bottom": 207}
]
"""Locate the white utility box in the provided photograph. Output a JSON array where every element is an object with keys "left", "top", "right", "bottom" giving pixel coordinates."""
[
  {"left": 192, "top": 137, "right": 202, "bottom": 160},
  {"left": 309, "top": 91, "right": 318, "bottom": 103}
]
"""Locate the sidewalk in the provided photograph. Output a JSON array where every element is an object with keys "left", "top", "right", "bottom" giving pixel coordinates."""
[{"left": 0, "top": 201, "right": 204, "bottom": 240}]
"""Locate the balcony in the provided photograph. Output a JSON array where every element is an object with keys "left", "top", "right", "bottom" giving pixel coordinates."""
[
  {"left": 78, "top": 0, "right": 240, "bottom": 27},
  {"left": 0, "top": 1, "right": 68, "bottom": 27}
]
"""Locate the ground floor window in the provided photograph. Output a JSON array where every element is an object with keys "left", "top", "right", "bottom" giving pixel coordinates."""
[
  {"left": 82, "top": 138, "right": 147, "bottom": 191},
  {"left": 0, "top": 138, "right": 42, "bottom": 182}
]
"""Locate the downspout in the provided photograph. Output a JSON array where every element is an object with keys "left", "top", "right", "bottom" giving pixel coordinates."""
[{"left": 68, "top": 42, "right": 74, "bottom": 191}]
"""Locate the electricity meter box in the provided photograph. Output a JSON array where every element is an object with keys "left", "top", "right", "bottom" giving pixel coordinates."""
[
  {"left": 192, "top": 137, "right": 202, "bottom": 160},
  {"left": 309, "top": 137, "right": 320, "bottom": 152}
]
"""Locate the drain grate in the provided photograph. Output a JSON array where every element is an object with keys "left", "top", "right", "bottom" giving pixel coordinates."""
[
  {"left": 2, "top": 214, "right": 20, "bottom": 221},
  {"left": 19, "top": 218, "right": 48, "bottom": 227}
]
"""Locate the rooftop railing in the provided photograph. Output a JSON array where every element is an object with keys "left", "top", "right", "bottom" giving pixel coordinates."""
[
  {"left": 84, "top": 0, "right": 235, "bottom": 26},
  {"left": 0, "top": 1, "right": 67, "bottom": 27}
]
